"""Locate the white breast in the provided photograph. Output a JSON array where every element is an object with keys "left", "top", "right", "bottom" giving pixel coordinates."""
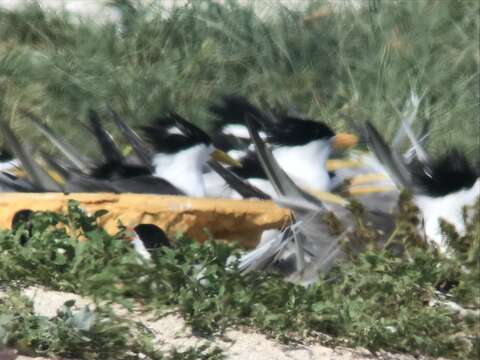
[
  {"left": 203, "top": 170, "right": 239, "bottom": 198},
  {"left": 272, "top": 139, "right": 332, "bottom": 191},
  {"left": 203, "top": 172, "right": 275, "bottom": 199},
  {"left": 246, "top": 178, "right": 276, "bottom": 198},
  {"left": 415, "top": 179, "right": 480, "bottom": 250},
  {"left": 222, "top": 124, "right": 267, "bottom": 140},
  {"left": 131, "top": 234, "right": 151, "bottom": 261},
  {"left": 153, "top": 144, "right": 212, "bottom": 197},
  {"left": 0, "top": 159, "right": 19, "bottom": 172}
]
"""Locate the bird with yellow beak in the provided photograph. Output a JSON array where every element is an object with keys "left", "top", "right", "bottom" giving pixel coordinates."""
[
  {"left": 207, "top": 96, "right": 358, "bottom": 198},
  {"left": 142, "top": 112, "right": 241, "bottom": 197}
]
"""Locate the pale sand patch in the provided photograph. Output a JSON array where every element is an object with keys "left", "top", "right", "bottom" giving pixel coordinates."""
[{"left": 0, "top": 286, "right": 443, "bottom": 360}]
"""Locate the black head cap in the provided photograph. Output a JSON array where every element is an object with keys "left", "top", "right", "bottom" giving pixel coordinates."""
[
  {"left": 264, "top": 115, "right": 335, "bottom": 146},
  {"left": 410, "top": 149, "right": 478, "bottom": 197},
  {"left": 11, "top": 209, "right": 34, "bottom": 246},
  {"left": 232, "top": 151, "right": 267, "bottom": 179},
  {"left": 133, "top": 224, "right": 171, "bottom": 249},
  {"left": 212, "top": 133, "right": 250, "bottom": 152},
  {"left": 0, "top": 147, "right": 13, "bottom": 162},
  {"left": 210, "top": 96, "right": 334, "bottom": 146},
  {"left": 90, "top": 162, "right": 151, "bottom": 180},
  {"left": 143, "top": 113, "right": 211, "bottom": 153},
  {"left": 210, "top": 96, "right": 271, "bottom": 130}
]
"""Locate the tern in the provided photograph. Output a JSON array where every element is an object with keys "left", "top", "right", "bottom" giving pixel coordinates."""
[
  {"left": 234, "top": 116, "right": 394, "bottom": 285},
  {"left": 142, "top": 112, "right": 241, "bottom": 197},
  {"left": 206, "top": 96, "right": 358, "bottom": 198},
  {"left": 22, "top": 108, "right": 239, "bottom": 196},
  {"left": 364, "top": 121, "right": 479, "bottom": 250},
  {"left": 128, "top": 224, "right": 171, "bottom": 261}
]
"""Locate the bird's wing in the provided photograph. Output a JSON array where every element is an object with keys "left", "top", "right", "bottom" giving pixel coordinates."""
[
  {"left": 0, "top": 121, "right": 62, "bottom": 192},
  {"left": 64, "top": 175, "right": 117, "bottom": 193},
  {"left": 364, "top": 121, "right": 413, "bottom": 189},
  {"left": 245, "top": 116, "right": 323, "bottom": 205},
  {"left": 21, "top": 110, "right": 91, "bottom": 173},
  {"left": 207, "top": 159, "right": 270, "bottom": 199},
  {"left": 0, "top": 172, "right": 36, "bottom": 192},
  {"left": 88, "top": 109, "right": 125, "bottom": 164},
  {"left": 391, "top": 90, "right": 423, "bottom": 149},
  {"left": 107, "top": 106, "right": 153, "bottom": 170},
  {"left": 241, "top": 114, "right": 350, "bottom": 277},
  {"left": 111, "top": 175, "right": 184, "bottom": 195}
]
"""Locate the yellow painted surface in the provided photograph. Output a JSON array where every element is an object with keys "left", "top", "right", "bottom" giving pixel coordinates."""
[{"left": 0, "top": 193, "right": 291, "bottom": 247}]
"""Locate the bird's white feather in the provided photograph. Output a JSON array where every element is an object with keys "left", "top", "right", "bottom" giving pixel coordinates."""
[
  {"left": 415, "top": 179, "right": 480, "bottom": 249},
  {"left": 153, "top": 144, "right": 213, "bottom": 197}
]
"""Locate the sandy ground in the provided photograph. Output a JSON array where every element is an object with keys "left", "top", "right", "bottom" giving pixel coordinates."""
[{"left": 0, "top": 286, "right": 444, "bottom": 360}]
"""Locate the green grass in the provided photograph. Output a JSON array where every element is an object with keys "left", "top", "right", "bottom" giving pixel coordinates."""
[
  {"left": 0, "top": 0, "right": 478, "bottom": 157},
  {"left": 0, "top": 199, "right": 479, "bottom": 359}
]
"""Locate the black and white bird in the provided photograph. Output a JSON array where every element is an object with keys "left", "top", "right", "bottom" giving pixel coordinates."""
[
  {"left": 365, "top": 121, "right": 479, "bottom": 250},
  {"left": 19, "top": 108, "right": 240, "bottom": 196},
  {"left": 11, "top": 209, "right": 34, "bottom": 246},
  {"left": 209, "top": 98, "right": 270, "bottom": 160},
  {"left": 0, "top": 147, "right": 18, "bottom": 172},
  {"left": 0, "top": 120, "right": 63, "bottom": 192},
  {"left": 206, "top": 96, "right": 358, "bottom": 198},
  {"left": 233, "top": 116, "right": 394, "bottom": 285},
  {"left": 1, "top": 146, "right": 25, "bottom": 192},
  {"left": 84, "top": 109, "right": 186, "bottom": 194},
  {"left": 128, "top": 223, "right": 171, "bottom": 260},
  {"left": 142, "top": 112, "right": 241, "bottom": 197}
]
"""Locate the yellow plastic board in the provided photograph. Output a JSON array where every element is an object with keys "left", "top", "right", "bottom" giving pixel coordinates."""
[{"left": 0, "top": 193, "right": 291, "bottom": 247}]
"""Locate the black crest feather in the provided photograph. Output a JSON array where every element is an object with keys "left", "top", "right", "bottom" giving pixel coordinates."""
[
  {"left": 142, "top": 113, "right": 211, "bottom": 153},
  {"left": 0, "top": 147, "right": 13, "bottom": 162},
  {"left": 211, "top": 96, "right": 335, "bottom": 146},
  {"left": 232, "top": 151, "right": 267, "bottom": 179},
  {"left": 410, "top": 149, "right": 478, "bottom": 196},
  {"left": 134, "top": 224, "right": 171, "bottom": 249}
]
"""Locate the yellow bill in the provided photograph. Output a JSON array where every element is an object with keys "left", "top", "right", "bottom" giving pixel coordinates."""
[
  {"left": 47, "top": 169, "right": 65, "bottom": 185},
  {"left": 347, "top": 185, "right": 397, "bottom": 196},
  {"left": 122, "top": 145, "right": 133, "bottom": 157},
  {"left": 332, "top": 132, "right": 358, "bottom": 150},
  {"left": 326, "top": 159, "right": 362, "bottom": 171},
  {"left": 211, "top": 149, "right": 242, "bottom": 167},
  {"left": 303, "top": 187, "right": 349, "bottom": 206},
  {"left": 11, "top": 167, "right": 64, "bottom": 185},
  {"left": 11, "top": 167, "right": 24, "bottom": 177},
  {"left": 349, "top": 173, "right": 389, "bottom": 186}
]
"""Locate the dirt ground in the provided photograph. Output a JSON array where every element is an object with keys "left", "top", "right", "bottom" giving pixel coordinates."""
[{"left": 0, "top": 286, "right": 446, "bottom": 360}]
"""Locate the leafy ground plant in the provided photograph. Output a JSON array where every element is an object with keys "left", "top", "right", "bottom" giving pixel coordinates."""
[
  {"left": 0, "top": 200, "right": 478, "bottom": 359},
  {"left": 0, "top": 289, "right": 224, "bottom": 359}
]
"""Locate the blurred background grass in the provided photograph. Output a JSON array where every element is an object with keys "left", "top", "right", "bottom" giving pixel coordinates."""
[{"left": 0, "top": 0, "right": 478, "bottom": 157}]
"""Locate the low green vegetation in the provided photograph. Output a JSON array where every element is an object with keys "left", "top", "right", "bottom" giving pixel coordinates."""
[
  {"left": 0, "top": 290, "right": 224, "bottom": 359},
  {"left": 0, "top": 200, "right": 478, "bottom": 359}
]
